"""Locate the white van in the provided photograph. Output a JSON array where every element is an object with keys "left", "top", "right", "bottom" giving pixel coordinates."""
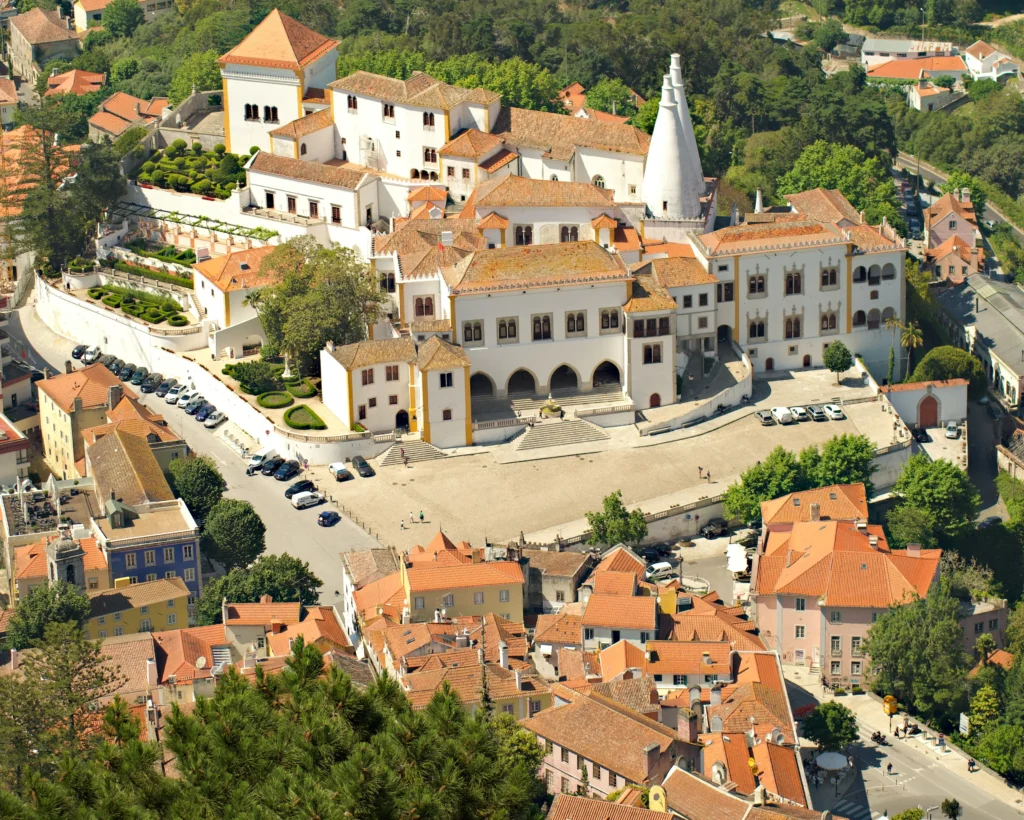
[
  {"left": 82, "top": 345, "right": 101, "bottom": 364},
  {"left": 248, "top": 446, "right": 277, "bottom": 470},
  {"left": 645, "top": 561, "right": 674, "bottom": 581},
  {"left": 290, "top": 491, "right": 324, "bottom": 509},
  {"left": 770, "top": 406, "right": 795, "bottom": 425}
]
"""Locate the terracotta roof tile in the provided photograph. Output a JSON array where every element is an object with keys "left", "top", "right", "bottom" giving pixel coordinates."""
[
  {"left": 353, "top": 571, "right": 404, "bottom": 620},
  {"left": 477, "top": 212, "right": 509, "bottom": 229},
  {"left": 154, "top": 624, "right": 228, "bottom": 682},
  {"left": 702, "top": 731, "right": 757, "bottom": 793},
  {"left": 753, "top": 741, "right": 807, "bottom": 806},
  {"left": 330, "top": 71, "right": 499, "bottom": 111},
  {"left": 269, "top": 107, "right": 334, "bottom": 139},
  {"left": 646, "top": 641, "right": 731, "bottom": 676},
  {"left": 440, "top": 128, "right": 503, "bottom": 158},
  {"left": 267, "top": 606, "right": 350, "bottom": 655},
  {"left": 582, "top": 593, "right": 657, "bottom": 630},
  {"left": 966, "top": 40, "right": 997, "bottom": 59},
  {"left": 327, "top": 337, "right": 417, "bottom": 370},
  {"left": 89, "top": 577, "right": 189, "bottom": 619},
  {"left": 16, "top": 536, "right": 105, "bottom": 580},
  {"left": 342, "top": 548, "right": 401, "bottom": 589},
  {"left": 600, "top": 639, "right": 648, "bottom": 680},
  {"left": 491, "top": 106, "right": 650, "bottom": 161},
  {"left": 479, "top": 148, "right": 518, "bottom": 172},
  {"left": 545, "top": 794, "right": 670, "bottom": 820},
  {"left": 971, "top": 648, "right": 1014, "bottom": 676},
  {"left": 408, "top": 185, "right": 447, "bottom": 202},
  {"left": 559, "top": 647, "right": 601, "bottom": 680},
  {"left": 37, "top": 363, "right": 137, "bottom": 413},
  {"left": 595, "top": 546, "right": 647, "bottom": 575},
  {"left": 624, "top": 271, "right": 676, "bottom": 313},
  {"left": 524, "top": 549, "right": 591, "bottom": 578},
  {"left": 534, "top": 612, "right": 583, "bottom": 646},
  {"left": 219, "top": 9, "right": 338, "bottom": 70},
  {"left": 592, "top": 571, "right": 638, "bottom": 596},
  {"left": 867, "top": 56, "right": 966, "bottom": 78},
  {"left": 760, "top": 483, "right": 868, "bottom": 526},
  {"left": 472, "top": 175, "right": 614, "bottom": 209},
  {"left": 589, "top": 675, "right": 660, "bottom": 716},
  {"left": 925, "top": 192, "right": 977, "bottom": 228},
  {"left": 373, "top": 217, "right": 486, "bottom": 279},
  {"left": 99, "top": 632, "right": 160, "bottom": 697},
  {"left": 224, "top": 601, "right": 302, "bottom": 626},
  {"left": 88, "top": 428, "right": 174, "bottom": 506},
  {"left": 415, "top": 335, "right": 470, "bottom": 371},
  {"left": 250, "top": 151, "right": 370, "bottom": 190},
  {"left": 193, "top": 246, "right": 277, "bottom": 293},
  {"left": 785, "top": 189, "right": 861, "bottom": 225},
  {"left": 579, "top": 107, "right": 630, "bottom": 124},
  {"left": 407, "top": 560, "right": 523, "bottom": 592},
  {"left": 11, "top": 8, "right": 78, "bottom": 44}
]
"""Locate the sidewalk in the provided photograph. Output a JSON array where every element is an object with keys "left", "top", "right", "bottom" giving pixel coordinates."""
[{"left": 784, "top": 664, "right": 1024, "bottom": 811}]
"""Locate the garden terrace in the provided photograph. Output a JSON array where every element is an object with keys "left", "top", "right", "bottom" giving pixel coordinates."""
[
  {"left": 83, "top": 284, "right": 194, "bottom": 327},
  {"left": 135, "top": 141, "right": 248, "bottom": 200},
  {"left": 108, "top": 202, "right": 279, "bottom": 242}
]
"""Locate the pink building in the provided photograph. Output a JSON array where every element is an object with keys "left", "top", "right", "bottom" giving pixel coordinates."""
[
  {"left": 924, "top": 191, "right": 979, "bottom": 252},
  {"left": 751, "top": 488, "right": 942, "bottom": 687}
]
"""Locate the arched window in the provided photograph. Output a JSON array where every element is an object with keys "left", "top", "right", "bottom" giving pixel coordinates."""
[
  {"left": 560, "top": 226, "right": 579, "bottom": 243},
  {"left": 244, "top": 103, "right": 253, "bottom": 120},
  {"left": 542, "top": 316, "right": 551, "bottom": 337},
  {"left": 786, "top": 271, "right": 802, "bottom": 295},
  {"left": 300, "top": 143, "right": 307, "bottom": 156},
  {"left": 533, "top": 317, "right": 541, "bottom": 338},
  {"left": 550, "top": 174, "right": 559, "bottom": 181},
  {"left": 829, "top": 314, "right": 837, "bottom": 329},
  {"left": 423, "top": 112, "right": 435, "bottom": 127},
  {"left": 429, "top": 171, "right": 438, "bottom": 181},
  {"left": 271, "top": 107, "right": 279, "bottom": 122},
  {"left": 567, "top": 314, "right": 576, "bottom": 333},
  {"left": 66, "top": 564, "right": 76, "bottom": 585},
  {"left": 415, "top": 297, "right": 425, "bottom": 316},
  {"left": 882, "top": 306, "right": 896, "bottom": 321},
  {"left": 424, "top": 297, "right": 433, "bottom": 316},
  {"left": 749, "top": 321, "right": 764, "bottom": 339},
  {"left": 424, "top": 148, "right": 437, "bottom": 163},
  {"left": 263, "top": 105, "right": 270, "bottom": 121},
  {"left": 576, "top": 312, "right": 585, "bottom": 333},
  {"left": 749, "top": 275, "right": 765, "bottom": 295},
  {"left": 853, "top": 265, "right": 867, "bottom": 283},
  {"left": 853, "top": 310, "right": 866, "bottom": 327},
  {"left": 592, "top": 175, "right": 605, "bottom": 189},
  {"left": 380, "top": 273, "right": 395, "bottom": 293},
  {"left": 821, "top": 268, "right": 836, "bottom": 287},
  {"left": 821, "top": 315, "right": 830, "bottom": 331},
  {"left": 785, "top": 317, "right": 801, "bottom": 339},
  {"left": 867, "top": 309, "right": 881, "bottom": 329}
]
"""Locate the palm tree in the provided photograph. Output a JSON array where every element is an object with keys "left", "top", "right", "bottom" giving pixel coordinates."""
[
  {"left": 900, "top": 321, "right": 924, "bottom": 376},
  {"left": 885, "top": 315, "right": 903, "bottom": 384}
]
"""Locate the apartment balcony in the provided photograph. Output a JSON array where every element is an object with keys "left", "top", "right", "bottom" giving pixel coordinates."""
[
  {"left": 830, "top": 648, "right": 843, "bottom": 657},
  {"left": 851, "top": 648, "right": 864, "bottom": 657}
]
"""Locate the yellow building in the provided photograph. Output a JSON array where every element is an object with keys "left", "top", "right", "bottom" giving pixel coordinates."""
[
  {"left": 399, "top": 531, "right": 524, "bottom": 623},
  {"left": 84, "top": 576, "right": 191, "bottom": 639},
  {"left": 37, "top": 363, "right": 137, "bottom": 479}
]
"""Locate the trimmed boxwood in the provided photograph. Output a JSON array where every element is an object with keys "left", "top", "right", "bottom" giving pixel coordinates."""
[
  {"left": 167, "top": 314, "right": 188, "bottom": 327},
  {"left": 112, "top": 260, "right": 194, "bottom": 289},
  {"left": 102, "top": 294, "right": 122, "bottom": 308},
  {"left": 87, "top": 287, "right": 104, "bottom": 299},
  {"left": 257, "top": 391, "right": 294, "bottom": 409},
  {"left": 284, "top": 404, "right": 326, "bottom": 430},
  {"left": 286, "top": 379, "right": 317, "bottom": 398}
]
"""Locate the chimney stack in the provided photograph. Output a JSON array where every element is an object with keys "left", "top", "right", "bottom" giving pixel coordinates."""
[
  {"left": 710, "top": 685, "right": 722, "bottom": 705},
  {"left": 134, "top": 102, "right": 141, "bottom": 117},
  {"left": 243, "top": 653, "right": 256, "bottom": 669},
  {"left": 259, "top": 594, "right": 272, "bottom": 604},
  {"left": 868, "top": 535, "right": 879, "bottom": 550},
  {"left": 514, "top": 668, "right": 522, "bottom": 690},
  {"left": 907, "top": 542, "right": 921, "bottom": 556},
  {"left": 478, "top": 646, "right": 484, "bottom": 665},
  {"left": 809, "top": 503, "right": 820, "bottom": 522},
  {"left": 643, "top": 742, "right": 661, "bottom": 777},
  {"left": 146, "top": 657, "right": 158, "bottom": 687},
  {"left": 221, "top": 596, "right": 228, "bottom": 626},
  {"left": 499, "top": 640, "right": 509, "bottom": 670},
  {"left": 754, "top": 188, "right": 764, "bottom": 214},
  {"left": 108, "top": 384, "right": 123, "bottom": 411},
  {"left": 961, "top": 187, "right": 970, "bottom": 204},
  {"left": 440, "top": 230, "right": 453, "bottom": 247}
]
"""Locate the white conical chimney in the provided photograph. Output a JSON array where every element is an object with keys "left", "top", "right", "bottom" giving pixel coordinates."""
[
  {"left": 669, "top": 54, "right": 706, "bottom": 201},
  {"left": 730, "top": 203, "right": 739, "bottom": 226},
  {"left": 642, "top": 75, "right": 702, "bottom": 220},
  {"left": 754, "top": 188, "right": 764, "bottom": 214}
]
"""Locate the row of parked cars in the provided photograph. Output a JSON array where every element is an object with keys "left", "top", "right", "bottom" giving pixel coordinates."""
[{"left": 756, "top": 404, "right": 845, "bottom": 425}]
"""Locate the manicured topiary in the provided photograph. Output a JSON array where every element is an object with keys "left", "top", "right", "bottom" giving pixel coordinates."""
[
  {"left": 141, "top": 161, "right": 156, "bottom": 173},
  {"left": 102, "top": 294, "right": 122, "bottom": 308},
  {"left": 257, "top": 391, "right": 293, "bottom": 409},
  {"left": 286, "top": 379, "right": 317, "bottom": 398},
  {"left": 283, "top": 405, "right": 326, "bottom": 430},
  {"left": 87, "top": 287, "right": 103, "bottom": 299},
  {"left": 213, "top": 144, "right": 225, "bottom": 154},
  {"left": 167, "top": 314, "right": 188, "bottom": 327}
]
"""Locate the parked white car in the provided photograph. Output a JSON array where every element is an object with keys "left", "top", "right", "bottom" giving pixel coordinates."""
[
  {"left": 327, "top": 462, "right": 350, "bottom": 478},
  {"left": 789, "top": 406, "right": 809, "bottom": 422},
  {"left": 823, "top": 404, "right": 845, "bottom": 420},
  {"left": 771, "top": 407, "right": 795, "bottom": 425},
  {"left": 291, "top": 491, "right": 325, "bottom": 510},
  {"left": 204, "top": 410, "right": 227, "bottom": 428},
  {"left": 165, "top": 385, "right": 185, "bottom": 404},
  {"left": 82, "top": 345, "right": 101, "bottom": 364},
  {"left": 176, "top": 390, "right": 198, "bottom": 407},
  {"left": 945, "top": 421, "right": 960, "bottom": 439}
]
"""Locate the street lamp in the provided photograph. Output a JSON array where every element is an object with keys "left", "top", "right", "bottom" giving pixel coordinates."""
[{"left": 920, "top": 7, "right": 926, "bottom": 44}]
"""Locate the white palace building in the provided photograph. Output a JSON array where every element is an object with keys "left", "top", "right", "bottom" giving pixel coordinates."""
[{"left": 105, "top": 11, "right": 907, "bottom": 450}]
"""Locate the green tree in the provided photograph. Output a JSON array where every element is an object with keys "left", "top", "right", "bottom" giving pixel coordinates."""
[
  {"left": 823, "top": 340, "right": 853, "bottom": 384},
  {"left": 941, "top": 799, "right": 962, "bottom": 820},
  {"left": 585, "top": 78, "right": 639, "bottom": 117},
  {"left": 168, "top": 50, "right": 221, "bottom": 106},
  {"left": 863, "top": 581, "right": 969, "bottom": 722},
  {"left": 941, "top": 552, "right": 996, "bottom": 601},
  {"left": 800, "top": 701, "right": 859, "bottom": 751},
  {"left": 492, "top": 711, "right": 544, "bottom": 771},
  {"left": 900, "top": 322, "right": 924, "bottom": 375},
  {"left": 629, "top": 97, "right": 659, "bottom": 134},
  {"left": 813, "top": 433, "right": 877, "bottom": 495},
  {"left": 195, "top": 554, "right": 323, "bottom": 625},
  {"left": 166, "top": 455, "right": 226, "bottom": 522},
  {"left": 892, "top": 811, "right": 924, "bottom": 820},
  {"left": 970, "top": 684, "right": 1001, "bottom": 735},
  {"left": 4, "top": 581, "right": 90, "bottom": 650},
  {"left": 231, "top": 360, "right": 279, "bottom": 394},
  {"left": 204, "top": 498, "right": 266, "bottom": 570},
  {"left": 101, "top": 695, "right": 142, "bottom": 747},
  {"left": 110, "top": 56, "right": 138, "bottom": 83},
  {"left": 811, "top": 18, "right": 846, "bottom": 53},
  {"left": 893, "top": 453, "right": 980, "bottom": 541},
  {"left": 909, "top": 346, "right": 986, "bottom": 398},
  {"left": 975, "top": 725, "right": 1024, "bottom": 777},
  {"left": 586, "top": 490, "right": 648, "bottom": 546},
  {"left": 723, "top": 446, "right": 802, "bottom": 524},
  {"left": 886, "top": 504, "right": 937, "bottom": 550},
  {"left": 103, "top": 0, "right": 145, "bottom": 37},
  {"left": 940, "top": 171, "right": 986, "bottom": 221}
]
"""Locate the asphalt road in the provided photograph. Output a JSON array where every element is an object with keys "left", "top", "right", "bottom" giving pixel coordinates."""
[{"left": 7, "top": 288, "right": 383, "bottom": 605}]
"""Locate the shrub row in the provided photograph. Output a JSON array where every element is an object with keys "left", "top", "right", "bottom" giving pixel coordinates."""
[
  {"left": 111, "top": 260, "right": 194, "bottom": 289},
  {"left": 257, "top": 391, "right": 294, "bottom": 409},
  {"left": 167, "top": 315, "right": 189, "bottom": 327},
  {"left": 284, "top": 404, "right": 326, "bottom": 430},
  {"left": 286, "top": 379, "right": 317, "bottom": 398},
  {"left": 102, "top": 294, "right": 122, "bottom": 308},
  {"left": 87, "top": 287, "right": 104, "bottom": 299}
]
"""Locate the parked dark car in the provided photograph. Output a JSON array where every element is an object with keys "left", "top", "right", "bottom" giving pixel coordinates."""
[
  {"left": 979, "top": 516, "right": 1002, "bottom": 529},
  {"left": 195, "top": 404, "right": 216, "bottom": 422},
  {"left": 318, "top": 511, "right": 341, "bottom": 527},
  {"left": 130, "top": 367, "right": 149, "bottom": 385},
  {"left": 912, "top": 428, "right": 931, "bottom": 443},
  {"left": 72, "top": 344, "right": 88, "bottom": 359},
  {"left": 140, "top": 373, "right": 163, "bottom": 393},
  {"left": 285, "top": 479, "right": 316, "bottom": 498},
  {"left": 118, "top": 364, "right": 136, "bottom": 381},
  {"left": 636, "top": 546, "right": 670, "bottom": 562},
  {"left": 99, "top": 355, "right": 116, "bottom": 368},
  {"left": 699, "top": 518, "right": 729, "bottom": 539},
  {"left": 274, "top": 460, "right": 301, "bottom": 481},
  {"left": 260, "top": 456, "right": 285, "bottom": 476},
  {"left": 108, "top": 358, "right": 124, "bottom": 373},
  {"left": 154, "top": 378, "right": 178, "bottom": 397},
  {"left": 351, "top": 455, "right": 375, "bottom": 478},
  {"left": 333, "top": 467, "right": 354, "bottom": 482}
]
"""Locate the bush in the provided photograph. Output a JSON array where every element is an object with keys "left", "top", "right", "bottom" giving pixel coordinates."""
[
  {"left": 191, "top": 142, "right": 203, "bottom": 156},
  {"left": 286, "top": 379, "right": 317, "bottom": 398},
  {"left": 102, "top": 294, "right": 122, "bottom": 308},
  {"left": 87, "top": 287, "right": 103, "bottom": 299},
  {"left": 141, "top": 161, "right": 156, "bottom": 174},
  {"left": 233, "top": 360, "right": 279, "bottom": 395},
  {"left": 191, "top": 179, "right": 213, "bottom": 195},
  {"left": 213, "top": 143, "right": 226, "bottom": 155},
  {"left": 284, "top": 405, "right": 326, "bottom": 430},
  {"left": 112, "top": 261, "right": 194, "bottom": 289},
  {"left": 250, "top": 145, "right": 260, "bottom": 155},
  {"left": 167, "top": 314, "right": 188, "bottom": 327},
  {"left": 150, "top": 169, "right": 165, "bottom": 186},
  {"left": 257, "top": 391, "right": 294, "bottom": 409}
]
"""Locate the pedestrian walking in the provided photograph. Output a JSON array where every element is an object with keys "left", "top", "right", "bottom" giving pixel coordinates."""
[
  {"left": 419, "top": 511, "right": 424, "bottom": 524},
  {"left": 401, "top": 447, "right": 406, "bottom": 459},
  {"left": 968, "top": 758, "right": 975, "bottom": 773},
  {"left": 410, "top": 512, "right": 414, "bottom": 524},
  {"left": 886, "top": 762, "right": 892, "bottom": 776},
  {"left": 403, "top": 456, "right": 409, "bottom": 468},
  {"left": 400, "top": 520, "right": 405, "bottom": 530},
  {"left": 706, "top": 470, "right": 712, "bottom": 483},
  {"left": 698, "top": 466, "right": 703, "bottom": 478}
]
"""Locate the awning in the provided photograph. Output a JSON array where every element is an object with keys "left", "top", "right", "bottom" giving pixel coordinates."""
[
  {"left": 726, "top": 543, "right": 746, "bottom": 559},
  {"left": 816, "top": 751, "right": 848, "bottom": 770},
  {"left": 728, "top": 554, "right": 748, "bottom": 573}
]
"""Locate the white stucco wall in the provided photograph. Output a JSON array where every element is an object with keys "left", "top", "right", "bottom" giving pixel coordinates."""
[
  {"left": 884, "top": 382, "right": 967, "bottom": 427},
  {"left": 224, "top": 65, "right": 303, "bottom": 155}
]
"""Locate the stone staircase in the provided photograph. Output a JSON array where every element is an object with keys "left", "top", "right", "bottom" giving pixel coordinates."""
[
  {"left": 516, "top": 418, "right": 609, "bottom": 452},
  {"left": 379, "top": 438, "right": 447, "bottom": 467}
]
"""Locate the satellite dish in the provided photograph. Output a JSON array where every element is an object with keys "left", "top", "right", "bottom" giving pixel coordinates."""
[{"left": 195, "top": 656, "right": 207, "bottom": 670}]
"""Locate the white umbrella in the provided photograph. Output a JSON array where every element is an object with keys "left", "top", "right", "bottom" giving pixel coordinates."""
[
  {"left": 815, "top": 751, "right": 848, "bottom": 770},
  {"left": 728, "top": 554, "right": 749, "bottom": 573},
  {"left": 726, "top": 543, "right": 746, "bottom": 558}
]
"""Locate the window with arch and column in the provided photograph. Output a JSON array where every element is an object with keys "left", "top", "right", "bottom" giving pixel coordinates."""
[
  {"left": 497, "top": 317, "right": 518, "bottom": 343},
  {"left": 462, "top": 321, "right": 483, "bottom": 345},
  {"left": 749, "top": 320, "right": 765, "bottom": 340},
  {"left": 515, "top": 226, "right": 533, "bottom": 246},
  {"left": 820, "top": 312, "right": 837, "bottom": 332},
  {"left": 423, "top": 112, "right": 435, "bottom": 128},
  {"left": 423, "top": 148, "right": 437, "bottom": 164},
  {"left": 785, "top": 316, "right": 802, "bottom": 339},
  {"left": 867, "top": 309, "right": 881, "bottom": 329},
  {"left": 785, "top": 270, "right": 802, "bottom": 295},
  {"left": 415, "top": 296, "right": 434, "bottom": 317},
  {"left": 380, "top": 272, "right": 395, "bottom": 293},
  {"left": 592, "top": 175, "right": 605, "bottom": 188},
  {"left": 748, "top": 275, "right": 765, "bottom": 296},
  {"left": 244, "top": 103, "right": 259, "bottom": 121},
  {"left": 853, "top": 265, "right": 867, "bottom": 283},
  {"left": 263, "top": 105, "right": 279, "bottom": 123},
  {"left": 566, "top": 311, "right": 586, "bottom": 336},
  {"left": 532, "top": 314, "right": 552, "bottom": 341},
  {"left": 560, "top": 226, "right": 579, "bottom": 243},
  {"left": 853, "top": 310, "right": 866, "bottom": 327},
  {"left": 820, "top": 268, "right": 838, "bottom": 288}
]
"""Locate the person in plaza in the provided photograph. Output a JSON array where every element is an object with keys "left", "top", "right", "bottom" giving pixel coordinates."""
[
  {"left": 419, "top": 511, "right": 424, "bottom": 524},
  {"left": 886, "top": 762, "right": 892, "bottom": 776},
  {"left": 967, "top": 758, "right": 975, "bottom": 773},
  {"left": 698, "top": 466, "right": 703, "bottom": 478}
]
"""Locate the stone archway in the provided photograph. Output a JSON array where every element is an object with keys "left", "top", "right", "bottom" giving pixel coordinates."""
[
  {"left": 918, "top": 395, "right": 938, "bottom": 428},
  {"left": 550, "top": 364, "right": 579, "bottom": 392},
  {"left": 593, "top": 360, "right": 621, "bottom": 389},
  {"left": 470, "top": 372, "right": 495, "bottom": 397},
  {"left": 396, "top": 409, "right": 409, "bottom": 429},
  {"left": 507, "top": 369, "right": 537, "bottom": 396},
  {"left": 650, "top": 393, "right": 661, "bottom": 408}
]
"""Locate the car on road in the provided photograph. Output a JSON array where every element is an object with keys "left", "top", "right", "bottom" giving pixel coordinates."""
[
  {"left": 183, "top": 396, "right": 206, "bottom": 415},
  {"left": 979, "top": 515, "right": 1002, "bottom": 529},
  {"left": 771, "top": 407, "right": 795, "bottom": 425},
  {"left": 284, "top": 479, "right": 316, "bottom": 498},
  {"left": 789, "top": 406, "right": 809, "bottom": 422},
  {"left": 755, "top": 410, "right": 775, "bottom": 426},
  {"left": 194, "top": 404, "right": 216, "bottom": 422},
  {"left": 118, "top": 363, "right": 136, "bottom": 381},
  {"left": 636, "top": 546, "right": 673, "bottom": 562},
  {"left": 332, "top": 466, "right": 353, "bottom": 482},
  {"left": 108, "top": 358, "right": 124, "bottom": 374},
  {"left": 82, "top": 346, "right": 101, "bottom": 364},
  {"left": 203, "top": 410, "right": 227, "bottom": 428},
  {"left": 328, "top": 462, "right": 351, "bottom": 478},
  {"left": 176, "top": 389, "right": 198, "bottom": 407},
  {"left": 129, "top": 367, "right": 149, "bottom": 386},
  {"left": 318, "top": 510, "right": 341, "bottom": 527},
  {"left": 166, "top": 384, "right": 186, "bottom": 404},
  {"left": 274, "top": 460, "right": 301, "bottom": 481},
  {"left": 140, "top": 373, "right": 163, "bottom": 393},
  {"left": 72, "top": 344, "right": 88, "bottom": 359},
  {"left": 945, "top": 420, "right": 960, "bottom": 439},
  {"left": 290, "top": 490, "right": 325, "bottom": 510},
  {"left": 644, "top": 561, "right": 675, "bottom": 581},
  {"left": 823, "top": 404, "right": 844, "bottom": 420},
  {"left": 156, "top": 379, "right": 178, "bottom": 398},
  {"left": 699, "top": 518, "right": 729, "bottom": 539},
  {"left": 351, "top": 456, "right": 375, "bottom": 478},
  {"left": 912, "top": 428, "right": 931, "bottom": 443},
  {"left": 260, "top": 456, "right": 285, "bottom": 476},
  {"left": 806, "top": 405, "right": 826, "bottom": 422}
]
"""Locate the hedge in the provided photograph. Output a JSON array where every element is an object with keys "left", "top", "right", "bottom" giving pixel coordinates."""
[
  {"left": 286, "top": 379, "right": 317, "bottom": 398},
  {"left": 111, "top": 260, "right": 194, "bottom": 289},
  {"left": 284, "top": 404, "right": 326, "bottom": 430},
  {"left": 102, "top": 294, "right": 122, "bottom": 308},
  {"left": 167, "top": 315, "right": 188, "bottom": 327},
  {"left": 87, "top": 288, "right": 103, "bottom": 299},
  {"left": 257, "top": 391, "right": 294, "bottom": 409}
]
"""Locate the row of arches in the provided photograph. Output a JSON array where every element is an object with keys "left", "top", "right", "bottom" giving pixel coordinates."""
[
  {"left": 852, "top": 306, "right": 895, "bottom": 329},
  {"left": 470, "top": 361, "right": 622, "bottom": 398}
]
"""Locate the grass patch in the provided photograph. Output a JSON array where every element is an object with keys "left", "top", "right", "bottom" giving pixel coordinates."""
[
  {"left": 286, "top": 379, "right": 317, "bottom": 398},
  {"left": 284, "top": 404, "right": 326, "bottom": 430},
  {"left": 257, "top": 391, "right": 294, "bottom": 409}
]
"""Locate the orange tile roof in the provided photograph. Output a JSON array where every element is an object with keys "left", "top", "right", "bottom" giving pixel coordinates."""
[
  {"left": 267, "top": 606, "right": 350, "bottom": 656},
  {"left": 522, "top": 691, "right": 676, "bottom": 783},
  {"left": 330, "top": 70, "right": 500, "bottom": 111},
  {"left": 269, "top": 107, "right": 334, "bottom": 139},
  {"left": 98, "top": 632, "right": 160, "bottom": 698},
  {"left": 479, "top": 148, "right": 518, "bottom": 172},
  {"left": 193, "top": 246, "right": 278, "bottom": 293},
  {"left": 327, "top": 337, "right": 417, "bottom": 370},
  {"left": 37, "top": 362, "right": 137, "bottom": 414},
  {"left": 867, "top": 56, "right": 966, "bottom": 78},
  {"left": 10, "top": 8, "right": 78, "bottom": 44},
  {"left": 631, "top": 256, "right": 716, "bottom": 289},
  {"left": 440, "top": 128, "right": 503, "bottom": 158},
  {"left": 546, "top": 794, "right": 670, "bottom": 820},
  {"left": 404, "top": 658, "right": 548, "bottom": 709},
  {"left": 0, "top": 78, "right": 16, "bottom": 106},
  {"left": 753, "top": 741, "right": 807, "bottom": 806},
  {"left": 592, "top": 213, "right": 618, "bottom": 230},
  {"left": 925, "top": 192, "right": 976, "bottom": 226},
  {"left": 592, "top": 570, "right": 638, "bottom": 596},
  {"left": 966, "top": 40, "right": 997, "bottom": 59},
  {"left": 971, "top": 649, "right": 1014, "bottom": 676},
  {"left": 702, "top": 731, "right": 757, "bottom": 793},
  {"left": 491, "top": 106, "right": 650, "bottom": 161},
  {"left": 580, "top": 107, "right": 630, "bottom": 124},
  {"left": 88, "top": 577, "right": 189, "bottom": 619},
  {"left": 373, "top": 217, "right": 486, "bottom": 279},
  {"left": 415, "top": 335, "right": 471, "bottom": 371},
  {"left": 642, "top": 238, "right": 697, "bottom": 259},
  {"left": 45, "top": 69, "right": 105, "bottom": 97},
  {"left": 785, "top": 189, "right": 861, "bottom": 225},
  {"left": 557, "top": 81, "right": 646, "bottom": 114},
  {"left": 353, "top": 571, "right": 405, "bottom": 620},
  {"left": 614, "top": 226, "right": 642, "bottom": 251},
  {"left": 699, "top": 220, "right": 840, "bottom": 255},
  {"left": 88, "top": 91, "right": 166, "bottom": 136},
  {"left": 624, "top": 271, "right": 677, "bottom": 313},
  {"left": 406, "top": 560, "right": 523, "bottom": 592},
  {"left": 582, "top": 593, "right": 658, "bottom": 631},
  {"left": 224, "top": 601, "right": 302, "bottom": 626},
  {"left": 534, "top": 612, "right": 583, "bottom": 646},
  {"left": 477, "top": 212, "right": 509, "bottom": 230},
  {"left": 250, "top": 151, "right": 371, "bottom": 190},
  {"left": 219, "top": 9, "right": 338, "bottom": 70},
  {"left": 760, "top": 483, "right": 868, "bottom": 527},
  {"left": 600, "top": 639, "right": 648, "bottom": 680},
  {"left": 646, "top": 641, "right": 731, "bottom": 676},
  {"left": 472, "top": 175, "right": 615, "bottom": 210},
  {"left": 154, "top": 624, "right": 228, "bottom": 682},
  {"left": 16, "top": 536, "right": 104, "bottom": 580},
  {"left": 880, "top": 377, "right": 968, "bottom": 394},
  {"left": 84, "top": 395, "right": 180, "bottom": 446},
  {"left": 595, "top": 546, "right": 647, "bottom": 576},
  {"left": 408, "top": 184, "right": 447, "bottom": 202}
]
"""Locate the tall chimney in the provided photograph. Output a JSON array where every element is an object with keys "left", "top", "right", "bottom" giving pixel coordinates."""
[
  {"left": 440, "top": 230, "right": 453, "bottom": 247},
  {"left": 478, "top": 646, "right": 484, "bottom": 665},
  {"left": 809, "top": 503, "right": 820, "bottom": 522},
  {"left": 514, "top": 668, "right": 522, "bottom": 690},
  {"left": 146, "top": 657, "right": 158, "bottom": 687},
  {"left": 907, "top": 542, "right": 921, "bottom": 556},
  {"left": 643, "top": 742, "right": 660, "bottom": 777},
  {"left": 108, "top": 384, "right": 123, "bottom": 411},
  {"left": 221, "top": 596, "right": 229, "bottom": 626},
  {"left": 499, "top": 640, "right": 509, "bottom": 670},
  {"left": 754, "top": 188, "right": 764, "bottom": 214},
  {"left": 868, "top": 535, "right": 879, "bottom": 550}
]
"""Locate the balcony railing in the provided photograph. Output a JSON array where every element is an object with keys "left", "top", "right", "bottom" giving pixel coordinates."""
[
  {"left": 851, "top": 647, "right": 864, "bottom": 657},
  {"left": 831, "top": 648, "right": 843, "bottom": 657}
]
